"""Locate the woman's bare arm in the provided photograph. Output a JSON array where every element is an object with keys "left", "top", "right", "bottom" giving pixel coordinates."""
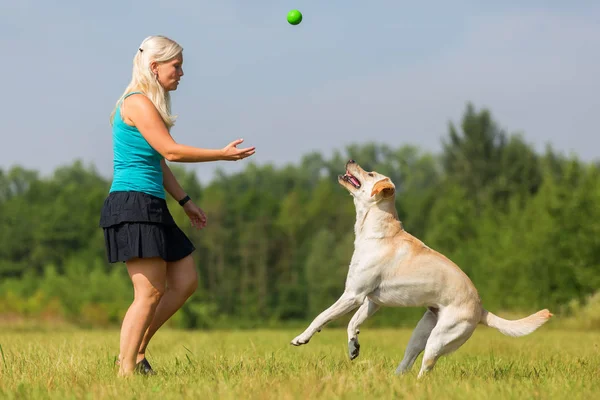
[
  {"left": 123, "top": 94, "right": 256, "bottom": 162},
  {"left": 161, "top": 159, "right": 187, "bottom": 201}
]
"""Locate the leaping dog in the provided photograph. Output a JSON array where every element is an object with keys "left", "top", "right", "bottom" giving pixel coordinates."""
[{"left": 291, "top": 160, "right": 552, "bottom": 378}]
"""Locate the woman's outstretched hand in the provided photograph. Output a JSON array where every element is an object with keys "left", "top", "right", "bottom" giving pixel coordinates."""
[{"left": 221, "top": 139, "right": 256, "bottom": 161}]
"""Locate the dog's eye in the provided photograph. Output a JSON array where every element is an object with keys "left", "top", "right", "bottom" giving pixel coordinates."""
[{"left": 368, "top": 173, "right": 374, "bottom": 177}]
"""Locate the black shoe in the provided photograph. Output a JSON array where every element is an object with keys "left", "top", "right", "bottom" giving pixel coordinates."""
[{"left": 135, "top": 358, "right": 156, "bottom": 376}]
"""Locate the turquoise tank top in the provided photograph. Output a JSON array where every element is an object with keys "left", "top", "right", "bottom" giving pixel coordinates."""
[{"left": 109, "top": 92, "right": 165, "bottom": 199}]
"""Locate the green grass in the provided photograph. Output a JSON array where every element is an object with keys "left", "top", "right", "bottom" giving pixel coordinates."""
[{"left": 0, "top": 327, "right": 598, "bottom": 399}]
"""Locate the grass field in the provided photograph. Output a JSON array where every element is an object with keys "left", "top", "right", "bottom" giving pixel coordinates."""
[{"left": 0, "top": 326, "right": 598, "bottom": 399}]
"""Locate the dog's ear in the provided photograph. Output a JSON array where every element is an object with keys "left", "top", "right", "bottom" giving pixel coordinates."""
[{"left": 371, "top": 179, "right": 395, "bottom": 198}]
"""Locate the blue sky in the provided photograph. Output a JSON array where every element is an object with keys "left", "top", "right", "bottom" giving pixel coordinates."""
[{"left": 1, "top": 1, "right": 599, "bottom": 183}]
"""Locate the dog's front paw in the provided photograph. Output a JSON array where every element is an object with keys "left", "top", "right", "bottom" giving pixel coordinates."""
[
  {"left": 290, "top": 334, "right": 310, "bottom": 346},
  {"left": 348, "top": 338, "right": 360, "bottom": 360}
]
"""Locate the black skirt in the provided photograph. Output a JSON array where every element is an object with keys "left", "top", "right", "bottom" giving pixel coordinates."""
[{"left": 99, "top": 191, "right": 196, "bottom": 263}]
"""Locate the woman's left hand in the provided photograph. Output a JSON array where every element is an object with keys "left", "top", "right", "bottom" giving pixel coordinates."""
[{"left": 183, "top": 201, "right": 207, "bottom": 229}]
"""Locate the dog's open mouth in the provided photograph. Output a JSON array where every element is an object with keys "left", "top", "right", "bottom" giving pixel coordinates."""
[{"left": 342, "top": 171, "right": 361, "bottom": 189}]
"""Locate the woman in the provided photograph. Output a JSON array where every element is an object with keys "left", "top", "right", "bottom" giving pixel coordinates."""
[{"left": 99, "top": 35, "right": 255, "bottom": 377}]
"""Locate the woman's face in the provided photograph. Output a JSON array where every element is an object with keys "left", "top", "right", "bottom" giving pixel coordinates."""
[{"left": 153, "top": 53, "right": 184, "bottom": 91}]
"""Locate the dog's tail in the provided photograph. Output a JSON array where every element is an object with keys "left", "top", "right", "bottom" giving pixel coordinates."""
[{"left": 479, "top": 308, "right": 552, "bottom": 337}]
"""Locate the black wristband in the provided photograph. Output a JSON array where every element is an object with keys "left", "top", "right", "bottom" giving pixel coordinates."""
[{"left": 178, "top": 195, "right": 191, "bottom": 206}]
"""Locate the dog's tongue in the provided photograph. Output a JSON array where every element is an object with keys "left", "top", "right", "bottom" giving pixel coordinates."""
[{"left": 345, "top": 172, "right": 360, "bottom": 187}]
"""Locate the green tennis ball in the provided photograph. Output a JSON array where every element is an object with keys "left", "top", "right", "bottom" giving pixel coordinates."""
[{"left": 287, "top": 9, "right": 302, "bottom": 25}]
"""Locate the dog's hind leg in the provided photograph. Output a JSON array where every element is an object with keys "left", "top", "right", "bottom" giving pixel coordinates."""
[
  {"left": 416, "top": 312, "right": 477, "bottom": 379},
  {"left": 347, "top": 298, "right": 380, "bottom": 360},
  {"left": 395, "top": 308, "right": 438, "bottom": 375}
]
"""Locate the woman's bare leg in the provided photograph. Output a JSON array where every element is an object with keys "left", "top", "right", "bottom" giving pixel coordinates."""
[
  {"left": 138, "top": 254, "right": 198, "bottom": 357},
  {"left": 118, "top": 257, "right": 167, "bottom": 376}
]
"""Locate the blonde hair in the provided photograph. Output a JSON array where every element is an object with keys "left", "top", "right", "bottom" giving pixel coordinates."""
[{"left": 110, "top": 35, "right": 183, "bottom": 129}]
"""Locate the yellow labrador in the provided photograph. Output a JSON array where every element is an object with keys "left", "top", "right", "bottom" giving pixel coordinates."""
[{"left": 291, "top": 160, "right": 552, "bottom": 378}]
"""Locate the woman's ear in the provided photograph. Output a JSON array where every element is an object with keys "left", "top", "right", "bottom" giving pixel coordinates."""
[{"left": 149, "top": 61, "right": 158, "bottom": 75}]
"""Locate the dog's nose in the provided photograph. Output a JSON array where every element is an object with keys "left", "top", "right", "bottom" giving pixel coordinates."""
[{"left": 348, "top": 159, "right": 355, "bottom": 164}]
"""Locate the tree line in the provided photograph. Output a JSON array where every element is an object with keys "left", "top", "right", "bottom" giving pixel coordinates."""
[{"left": 1, "top": 103, "right": 598, "bottom": 329}]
